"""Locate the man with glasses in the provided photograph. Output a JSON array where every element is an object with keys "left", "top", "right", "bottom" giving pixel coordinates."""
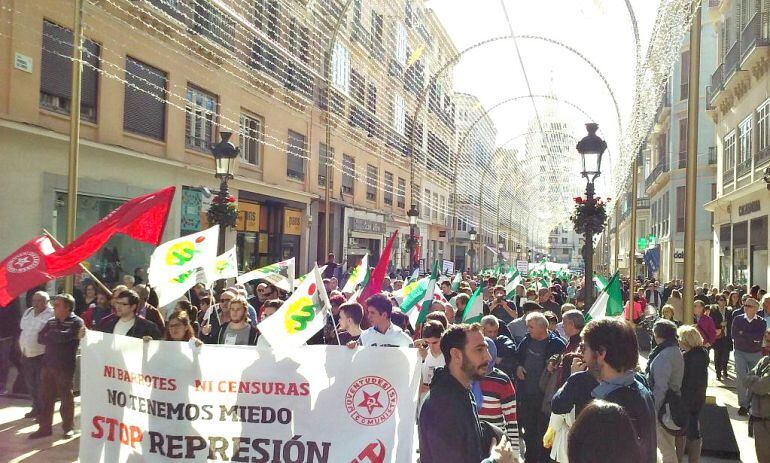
[
  {"left": 96, "top": 290, "right": 161, "bottom": 341},
  {"left": 732, "top": 297, "right": 767, "bottom": 415},
  {"left": 200, "top": 289, "right": 236, "bottom": 343}
]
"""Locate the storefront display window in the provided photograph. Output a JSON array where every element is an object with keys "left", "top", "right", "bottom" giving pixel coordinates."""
[
  {"left": 55, "top": 192, "right": 153, "bottom": 287},
  {"left": 733, "top": 221, "right": 748, "bottom": 286},
  {"left": 750, "top": 217, "right": 767, "bottom": 287},
  {"left": 719, "top": 225, "right": 731, "bottom": 289}
]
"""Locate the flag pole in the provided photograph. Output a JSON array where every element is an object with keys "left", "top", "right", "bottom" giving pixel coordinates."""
[
  {"left": 42, "top": 228, "right": 110, "bottom": 295},
  {"left": 64, "top": 0, "right": 84, "bottom": 295}
]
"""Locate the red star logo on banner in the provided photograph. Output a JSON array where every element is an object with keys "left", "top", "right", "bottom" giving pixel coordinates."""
[{"left": 357, "top": 390, "right": 384, "bottom": 415}]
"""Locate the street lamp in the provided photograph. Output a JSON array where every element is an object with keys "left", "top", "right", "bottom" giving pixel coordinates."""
[
  {"left": 211, "top": 131, "right": 239, "bottom": 255},
  {"left": 576, "top": 123, "right": 607, "bottom": 309},
  {"left": 407, "top": 204, "right": 419, "bottom": 272},
  {"left": 468, "top": 227, "right": 478, "bottom": 273}
]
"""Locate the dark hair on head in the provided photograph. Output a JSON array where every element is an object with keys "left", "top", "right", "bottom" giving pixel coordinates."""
[
  {"left": 440, "top": 323, "right": 483, "bottom": 366},
  {"left": 493, "top": 285, "right": 505, "bottom": 294},
  {"left": 422, "top": 320, "right": 445, "bottom": 339},
  {"left": 366, "top": 294, "right": 393, "bottom": 315},
  {"left": 199, "top": 295, "right": 211, "bottom": 306},
  {"left": 164, "top": 311, "right": 196, "bottom": 342},
  {"left": 487, "top": 276, "right": 497, "bottom": 286},
  {"left": 582, "top": 318, "right": 639, "bottom": 372},
  {"left": 175, "top": 300, "right": 198, "bottom": 322},
  {"left": 543, "top": 311, "right": 558, "bottom": 324},
  {"left": 455, "top": 293, "right": 470, "bottom": 307},
  {"left": 652, "top": 319, "right": 678, "bottom": 341},
  {"left": 522, "top": 301, "right": 542, "bottom": 313},
  {"left": 425, "top": 311, "right": 449, "bottom": 330},
  {"left": 390, "top": 311, "right": 408, "bottom": 330},
  {"left": 440, "top": 280, "right": 451, "bottom": 287},
  {"left": 263, "top": 299, "right": 283, "bottom": 310},
  {"left": 329, "top": 294, "right": 347, "bottom": 307},
  {"left": 339, "top": 302, "right": 364, "bottom": 325},
  {"left": 568, "top": 399, "right": 642, "bottom": 463},
  {"left": 117, "top": 289, "right": 140, "bottom": 307}
]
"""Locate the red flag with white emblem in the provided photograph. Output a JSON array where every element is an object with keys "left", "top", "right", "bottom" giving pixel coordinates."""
[{"left": 0, "top": 186, "right": 175, "bottom": 307}]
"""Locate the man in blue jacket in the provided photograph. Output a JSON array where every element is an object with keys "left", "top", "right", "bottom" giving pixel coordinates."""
[{"left": 514, "top": 311, "right": 566, "bottom": 462}]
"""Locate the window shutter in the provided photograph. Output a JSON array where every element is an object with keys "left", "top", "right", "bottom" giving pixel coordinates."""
[{"left": 124, "top": 57, "right": 167, "bottom": 140}]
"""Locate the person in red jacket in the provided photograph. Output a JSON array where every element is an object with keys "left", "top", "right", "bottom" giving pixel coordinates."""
[{"left": 693, "top": 300, "right": 716, "bottom": 347}]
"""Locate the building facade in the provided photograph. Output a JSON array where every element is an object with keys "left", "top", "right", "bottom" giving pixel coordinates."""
[
  {"left": 705, "top": 0, "right": 770, "bottom": 289},
  {"left": 0, "top": 0, "right": 460, "bottom": 288},
  {"left": 645, "top": 4, "right": 720, "bottom": 284}
]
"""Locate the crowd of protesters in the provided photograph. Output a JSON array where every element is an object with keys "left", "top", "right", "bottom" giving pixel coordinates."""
[{"left": 1, "top": 261, "right": 770, "bottom": 463}]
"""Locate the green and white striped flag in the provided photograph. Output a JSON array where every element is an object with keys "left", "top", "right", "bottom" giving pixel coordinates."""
[
  {"left": 461, "top": 285, "right": 484, "bottom": 323},
  {"left": 405, "top": 262, "right": 440, "bottom": 328},
  {"left": 594, "top": 273, "right": 609, "bottom": 293},
  {"left": 504, "top": 271, "right": 522, "bottom": 299},
  {"left": 450, "top": 272, "right": 462, "bottom": 291},
  {"left": 342, "top": 254, "right": 369, "bottom": 293},
  {"left": 585, "top": 271, "right": 624, "bottom": 322}
]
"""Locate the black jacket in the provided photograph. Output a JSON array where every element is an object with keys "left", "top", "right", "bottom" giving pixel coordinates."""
[
  {"left": 681, "top": 347, "right": 708, "bottom": 412},
  {"left": 418, "top": 368, "right": 496, "bottom": 463},
  {"left": 710, "top": 306, "right": 733, "bottom": 349},
  {"left": 96, "top": 314, "right": 161, "bottom": 340}
]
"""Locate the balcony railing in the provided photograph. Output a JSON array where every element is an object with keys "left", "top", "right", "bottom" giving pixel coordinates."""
[
  {"left": 677, "top": 155, "right": 687, "bottom": 169},
  {"left": 709, "top": 63, "right": 724, "bottom": 103},
  {"left": 724, "top": 41, "right": 741, "bottom": 78},
  {"left": 708, "top": 146, "right": 717, "bottom": 164},
  {"left": 637, "top": 198, "right": 650, "bottom": 209},
  {"left": 723, "top": 167, "right": 735, "bottom": 184},
  {"left": 741, "top": 12, "right": 769, "bottom": 59},
  {"left": 756, "top": 147, "right": 770, "bottom": 166},
  {"left": 737, "top": 158, "right": 752, "bottom": 177},
  {"left": 645, "top": 159, "right": 669, "bottom": 190}
]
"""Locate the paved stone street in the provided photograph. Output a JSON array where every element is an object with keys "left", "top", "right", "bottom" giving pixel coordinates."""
[{"left": 0, "top": 353, "right": 759, "bottom": 463}]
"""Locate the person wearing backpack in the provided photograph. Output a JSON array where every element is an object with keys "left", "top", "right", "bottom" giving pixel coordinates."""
[
  {"left": 676, "top": 325, "right": 709, "bottom": 462},
  {"left": 646, "top": 319, "right": 684, "bottom": 463}
]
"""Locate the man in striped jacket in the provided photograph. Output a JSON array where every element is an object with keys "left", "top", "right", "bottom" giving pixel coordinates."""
[{"left": 478, "top": 337, "right": 520, "bottom": 454}]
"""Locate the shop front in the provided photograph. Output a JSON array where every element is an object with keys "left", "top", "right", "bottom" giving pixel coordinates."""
[
  {"left": 343, "top": 208, "right": 385, "bottom": 269},
  {"left": 712, "top": 194, "right": 769, "bottom": 289}
]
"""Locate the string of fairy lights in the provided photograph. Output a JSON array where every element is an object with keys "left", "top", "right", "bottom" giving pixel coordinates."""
[{"left": 3, "top": 0, "right": 701, "bottom": 250}]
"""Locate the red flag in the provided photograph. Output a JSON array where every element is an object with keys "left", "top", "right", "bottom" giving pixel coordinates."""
[
  {"left": 0, "top": 186, "right": 175, "bottom": 306},
  {"left": 358, "top": 230, "right": 398, "bottom": 305}
]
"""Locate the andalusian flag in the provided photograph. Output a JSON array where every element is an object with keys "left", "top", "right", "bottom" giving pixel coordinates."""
[
  {"left": 236, "top": 257, "right": 296, "bottom": 292},
  {"left": 461, "top": 285, "right": 484, "bottom": 323},
  {"left": 585, "top": 271, "right": 624, "bottom": 322},
  {"left": 342, "top": 254, "right": 369, "bottom": 293},
  {"left": 257, "top": 266, "right": 330, "bottom": 349},
  {"left": 396, "top": 276, "right": 430, "bottom": 308},
  {"left": 450, "top": 272, "right": 462, "bottom": 291},
  {"left": 504, "top": 270, "right": 522, "bottom": 299},
  {"left": 406, "top": 262, "right": 441, "bottom": 327},
  {"left": 407, "top": 267, "right": 420, "bottom": 284},
  {"left": 594, "top": 273, "right": 608, "bottom": 292}
]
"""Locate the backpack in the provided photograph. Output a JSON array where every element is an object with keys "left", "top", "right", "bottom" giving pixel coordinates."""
[{"left": 658, "top": 388, "right": 689, "bottom": 436}]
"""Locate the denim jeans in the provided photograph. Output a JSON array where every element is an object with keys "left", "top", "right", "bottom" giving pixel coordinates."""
[
  {"left": 0, "top": 337, "right": 12, "bottom": 393},
  {"left": 20, "top": 355, "right": 43, "bottom": 414},
  {"left": 734, "top": 349, "right": 762, "bottom": 408}
]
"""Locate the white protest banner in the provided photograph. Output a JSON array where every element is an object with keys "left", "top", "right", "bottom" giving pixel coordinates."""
[{"left": 79, "top": 331, "right": 420, "bottom": 462}]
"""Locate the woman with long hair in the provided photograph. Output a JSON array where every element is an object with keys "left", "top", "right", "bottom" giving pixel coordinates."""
[
  {"left": 173, "top": 300, "right": 199, "bottom": 336},
  {"left": 164, "top": 311, "right": 199, "bottom": 344},
  {"left": 676, "top": 325, "right": 709, "bottom": 462},
  {"left": 667, "top": 289, "right": 684, "bottom": 324},
  {"left": 727, "top": 290, "right": 741, "bottom": 310}
]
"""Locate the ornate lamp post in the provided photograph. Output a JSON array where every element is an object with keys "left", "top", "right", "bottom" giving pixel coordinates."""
[
  {"left": 210, "top": 132, "right": 239, "bottom": 255},
  {"left": 407, "top": 204, "right": 419, "bottom": 272},
  {"left": 468, "top": 227, "right": 478, "bottom": 274},
  {"left": 574, "top": 123, "right": 607, "bottom": 309}
]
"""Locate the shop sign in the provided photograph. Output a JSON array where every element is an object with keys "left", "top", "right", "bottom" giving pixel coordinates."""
[
  {"left": 283, "top": 208, "right": 303, "bottom": 235},
  {"left": 738, "top": 200, "right": 761, "bottom": 216},
  {"left": 674, "top": 248, "right": 685, "bottom": 263},
  {"left": 349, "top": 217, "right": 386, "bottom": 234},
  {"left": 236, "top": 202, "right": 260, "bottom": 232}
]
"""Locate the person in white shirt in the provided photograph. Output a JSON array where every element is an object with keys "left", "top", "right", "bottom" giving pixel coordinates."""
[
  {"left": 417, "top": 320, "right": 446, "bottom": 413},
  {"left": 18, "top": 291, "right": 54, "bottom": 418},
  {"left": 349, "top": 294, "right": 413, "bottom": 348}
]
